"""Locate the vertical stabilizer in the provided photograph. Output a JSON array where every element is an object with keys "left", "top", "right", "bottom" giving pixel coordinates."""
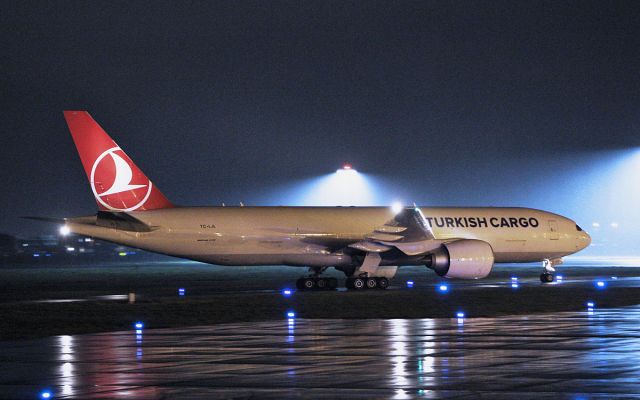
[{"left": 63, "top": 111, "right": 174, "bottom": 211}]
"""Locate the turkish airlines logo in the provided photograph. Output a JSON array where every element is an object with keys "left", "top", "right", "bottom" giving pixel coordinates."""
[{"left": 90, "top": 147, "right": 153, "bottom": 211}]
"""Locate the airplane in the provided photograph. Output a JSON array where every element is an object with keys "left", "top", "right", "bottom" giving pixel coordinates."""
[{"left": 53, "top": 111, "right": 591, "bottom": 290}]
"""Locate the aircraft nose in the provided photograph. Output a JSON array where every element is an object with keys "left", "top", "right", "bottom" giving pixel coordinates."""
[{"left": 582, "top": 231, "right": 592, "bottom": 249}]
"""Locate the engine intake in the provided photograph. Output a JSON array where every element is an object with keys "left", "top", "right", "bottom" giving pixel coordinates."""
[{"left": 428, "top": 239, "right": 494, "bottom": 279}]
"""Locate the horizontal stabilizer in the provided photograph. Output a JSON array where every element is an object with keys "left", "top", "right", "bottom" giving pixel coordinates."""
[{"left": 21, "top": 216, "right": 66, "bottom": 224}]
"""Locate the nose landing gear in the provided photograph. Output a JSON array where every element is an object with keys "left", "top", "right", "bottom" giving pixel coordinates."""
[{"left": 540, "top": 258, "right": 563, "bottom": 283}]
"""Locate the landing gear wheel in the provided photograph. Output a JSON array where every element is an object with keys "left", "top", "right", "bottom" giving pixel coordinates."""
[
  {"left": 365, "top": 277, "right": 377, "bottom": 289},
  {"left": 315, "top": 278, "right": 327, "bottom": 290},
  {"left": 376, "top": 277, "right": 389, "bottom": 290},
  {"left": 352, "top": 277, "right": 366, "bottom": 290},
  {"left": 327, "top": 277, "right": 338, "bottom": 290},
  {"left": 302, "top": 277, "right": 316, "bottom": 290},
  {"left": 540, "top": 272, "right": 554, "bottom": 283}
]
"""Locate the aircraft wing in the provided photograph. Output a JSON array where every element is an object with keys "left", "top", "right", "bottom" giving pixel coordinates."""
[{"left": 349, "top": 207, "right": 445, "bottom": 256}]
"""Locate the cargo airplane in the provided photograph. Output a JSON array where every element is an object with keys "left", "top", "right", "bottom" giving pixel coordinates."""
[{"left": 51, "top": 111, "right": 591, "bottom": 290}]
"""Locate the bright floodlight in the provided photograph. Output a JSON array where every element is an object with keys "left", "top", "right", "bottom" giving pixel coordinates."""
[
  {"left": 391, "top": 201, "right": 403, "bottom": 215},
  {"left": 59, "top": 225, "right": 71, "bottom": 236}
]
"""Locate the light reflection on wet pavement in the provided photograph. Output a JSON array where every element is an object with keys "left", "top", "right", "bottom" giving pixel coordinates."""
[{"left": 2, "top": 307, "right": 640, "bottom": 399}]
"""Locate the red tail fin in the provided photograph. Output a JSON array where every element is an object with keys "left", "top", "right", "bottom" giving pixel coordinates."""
[{"left": 63, "top": 111, "right": 174, "bottom": 212}]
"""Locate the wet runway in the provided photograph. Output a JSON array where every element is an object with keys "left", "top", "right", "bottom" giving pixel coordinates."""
[{"left": 3, "top": 306, "right": 640, "bottom": 399}]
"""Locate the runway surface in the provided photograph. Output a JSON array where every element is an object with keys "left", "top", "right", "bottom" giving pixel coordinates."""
[{"left": 2, "top": 305, "right": 640, "bottom": 399}]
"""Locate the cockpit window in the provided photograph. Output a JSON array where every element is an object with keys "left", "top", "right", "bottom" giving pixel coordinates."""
[{"left": 576, "top": 224, "right": 583, "bottom": 231}]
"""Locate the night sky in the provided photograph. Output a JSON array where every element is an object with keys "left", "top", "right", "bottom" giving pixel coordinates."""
[{"left": 2, "top": 1, "right": 639, "bottom": 246}]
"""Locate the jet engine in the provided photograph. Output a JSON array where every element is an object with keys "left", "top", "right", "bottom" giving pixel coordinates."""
[{"left": 428, "top": 239, "right": 494, "bottom": 279}]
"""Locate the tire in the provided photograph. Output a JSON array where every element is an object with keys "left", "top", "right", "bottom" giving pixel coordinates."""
[
  {"left": 353, "top": 278, "right": 365, "bottom": 290},
  {"left": 316, "top": 278, "right": 327, "bottom": 289},
  {"left": 365, "top": 277, "right": 377, "bottom": 289},
  {"left": 540, "top": 273, "right": 554, "bottom": 283},
  {"left": 303, "top": 277, "right": 316, "bottom": 290},
  {"left": 377, "top": 277, "right": 389, "bottom": 289}
]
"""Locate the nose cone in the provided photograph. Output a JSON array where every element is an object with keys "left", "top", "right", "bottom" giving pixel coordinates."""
[{"left": 580, "top": 231, "right": 592, "bottom": 250}]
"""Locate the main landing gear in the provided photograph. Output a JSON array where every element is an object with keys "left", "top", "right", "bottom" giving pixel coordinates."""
[
  {"left": 295, "top": 276, "right": 338, "bottom": 291},
  {"left": 345, "top": 277, "right": 389, "bottom": 290},
  {"left": 296, "top": 267, "right": 338, "bottom": 291}
]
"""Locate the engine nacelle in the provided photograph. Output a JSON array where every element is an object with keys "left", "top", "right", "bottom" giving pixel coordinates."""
[{"left": 428, "top": 239, "right": 494, "bottom": 279}]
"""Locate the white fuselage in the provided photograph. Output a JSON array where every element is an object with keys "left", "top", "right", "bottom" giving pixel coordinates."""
[{"left": 67, "top": 206, "right": 591, "bottom": 267}]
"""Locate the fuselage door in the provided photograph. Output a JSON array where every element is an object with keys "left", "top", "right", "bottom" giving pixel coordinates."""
[{"left": 548, "top": 220, "right": 560, "bottom": 240}]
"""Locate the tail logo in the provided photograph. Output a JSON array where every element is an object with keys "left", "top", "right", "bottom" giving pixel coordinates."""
[{"left": 90, "top": 147, "right": 153, "bottom": 211}]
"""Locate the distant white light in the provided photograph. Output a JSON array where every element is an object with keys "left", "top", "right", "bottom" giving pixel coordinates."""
[
  {"left": 282, "top": 289, "right": 292, "bottom": 297},
  {"left": 66, "top": 247, "right": 75, "bottom": 252},
  {"left": 406, "top": 280, "right": 414, "bottom": 288},
  {"left": 286, "top": 311, "right": 296, "bottom": 318},
  {"left": 511, "top": 283, "right": 519, "bottom": 289},
  {"left": 511, "top": 276, "right": 518, "bottom": 281},
  {"left": 391, "top": 201, "right": 404, "bottom": 215},
  {"left": 596, "top": 280, "right": 606, "bottom": 288},
  {"left": 40, "top": 391, "right": 52, "bottom": 399},
  {"left": 342, "top": 163, "right": 352, "bottom": 170},
  {"left": 610, "top": 222, "right": 619, "bottom": 228},
  {"left": 587, "top": 301, "right": 595, "bottom": 308},
  {"left": 592, "top": 222, "right": 600, "bottom": 228},
  {"left": 59, "top": 225, "right": 71, "bottom": 236}
]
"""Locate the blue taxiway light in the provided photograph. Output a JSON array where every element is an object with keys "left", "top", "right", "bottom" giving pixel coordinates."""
[
  {"left": 282, "top": 289, "right": 293, "bottom": 297},
  {"left": 511, "top": 283, "right": 519, "bottom": 288},
  {"left": 456, "top": 312, "right": 465, "bottom": 318},
  {"left": 286, "top": 311, "right": 296, "bottom": 318},
  {"left": 406, "top": 281, "right": 414, "bottom": 288},
  {"left": 178, "top": 288, "right": 185, "bottom": 296},
  {"left": 437, "top": 284, "right": 449, "bottom": 293},
  {"left": 134, "top": 322, "right": 144, "bottom": 330},
  {"left": 587, "top": 301, "right": 595, "bottom": 308},
  {"left": 556, "top": 275, "right": 564, "bottom": 280},
  {"left": 596, "top": 281, "right": 606, "bottom": 288},
  {"left": 511, "top": 276, "right": 518, "bottom": 281},
  {"left": 40, "top": 391, "right": 52, "bottom": 399}
]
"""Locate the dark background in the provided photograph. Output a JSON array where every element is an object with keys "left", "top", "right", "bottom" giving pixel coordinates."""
[{"left": 1, "top": 1, "right": 639, "bottom": 253}]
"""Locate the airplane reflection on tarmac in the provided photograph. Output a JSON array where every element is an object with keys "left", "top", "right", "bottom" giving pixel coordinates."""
[{"left": 2, "top": 306, "right": 640, "bottom": 399}]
